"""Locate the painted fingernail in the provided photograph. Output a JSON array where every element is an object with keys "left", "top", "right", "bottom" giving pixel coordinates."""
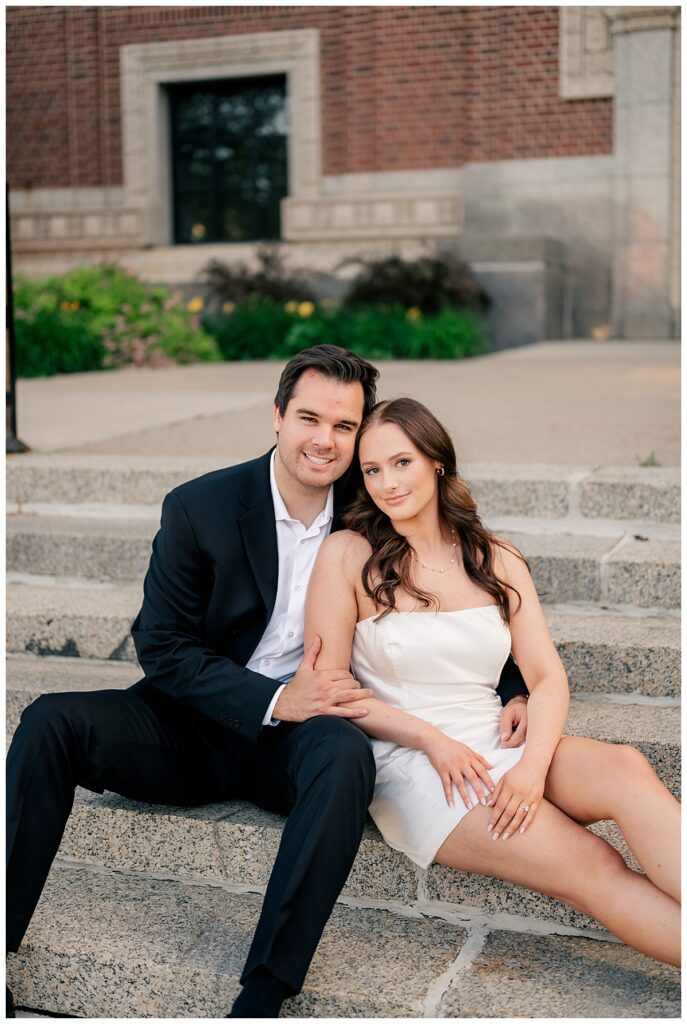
[
  {"left": 487, "top": 823, "right": 493, "bottom": 832},
  {"left": 502, "top": 832, "right": 509, "bottom": 840},
  {"left": 465, "top": 801, "right": 472, "bottom": 810},
  {"left": 519, "top": 826, "right": 525, "bottom": 834},
  {"left": 480, "top": 798, "right": 486, "bottom": 806},
  {"left": 492, "top": 831, "right": 499, "bottom": 840}
]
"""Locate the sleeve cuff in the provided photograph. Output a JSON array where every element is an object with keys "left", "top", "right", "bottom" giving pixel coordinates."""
[{"left": 262, "top": 684, "right": 287, "bottom": 726}]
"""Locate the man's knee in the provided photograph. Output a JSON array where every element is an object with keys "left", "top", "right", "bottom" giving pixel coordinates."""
[{"left": 294, "top": 716, "right": 376, "bottom": 788}]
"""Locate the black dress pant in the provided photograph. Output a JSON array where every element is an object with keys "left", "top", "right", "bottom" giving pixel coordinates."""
[{"left": 6, "top": 683, "right": 376, "bottom": 993}]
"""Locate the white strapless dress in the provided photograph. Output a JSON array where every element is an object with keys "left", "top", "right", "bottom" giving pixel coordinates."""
[{"left": 351, "top": 604, "right": 526, "bottom": 868}]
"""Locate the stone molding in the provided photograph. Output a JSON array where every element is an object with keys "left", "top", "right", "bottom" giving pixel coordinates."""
[
  {"left": 283, "top": 195, "right": 463, "bottom": 241},
  {"left": 607, "top": 6, "right": 680, "bottom": 35},
  {"left": 559, "top": 7, "right": 614, "bottom": 100}
]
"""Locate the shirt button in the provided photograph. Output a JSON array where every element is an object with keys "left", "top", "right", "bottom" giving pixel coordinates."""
[
  {"left": 288, "top": 631, "right": 294, "bottom": 638},
  {"left": 264, "top": 660, "right": 271, "bottom": 666},
  {"left": 294, "top": 585, "right": 301, "bottom": 591}
]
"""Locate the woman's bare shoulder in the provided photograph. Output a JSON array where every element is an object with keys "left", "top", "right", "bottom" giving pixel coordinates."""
[
  {"left": 490, "top": 535, "right": 527, "bottom": 576},
  {"left": 319, "top": 529, "right": 372, "bottom": 563},
  {"left": 317, "top": 530, "right": 372, "bottom": 587}
]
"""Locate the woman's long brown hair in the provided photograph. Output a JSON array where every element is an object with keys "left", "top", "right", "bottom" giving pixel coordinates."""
[{"left": 344, "top": 398, "right": 525, "bottom": 622}]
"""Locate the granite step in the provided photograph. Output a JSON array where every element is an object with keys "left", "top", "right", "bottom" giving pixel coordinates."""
[
  {"left": 6, "top": 655, "right": 680, "bottom": 935},
  {"left": 6, "top": 514, "right": 680, "bottom": 607},
  {"left": 6, "top": 583, "right": 681, "bottom": 697},
  {"left": 7, "top": 863, "right": 679, "bottom": 1018},
  {"left": 7, "top": 454, "right": 680, "bottom": 523}
]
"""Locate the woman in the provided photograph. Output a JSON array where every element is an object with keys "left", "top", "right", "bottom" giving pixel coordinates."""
[{"left": 305, "top": 397, "right": 680, "bottom": 966}]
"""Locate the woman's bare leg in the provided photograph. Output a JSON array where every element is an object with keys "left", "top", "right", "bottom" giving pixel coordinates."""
[
  {"left": 435, "top": 798, "right": 680, "bottom": 966},
  {"left": 543, "top": 736, "right": 680, "bottom": 902}
]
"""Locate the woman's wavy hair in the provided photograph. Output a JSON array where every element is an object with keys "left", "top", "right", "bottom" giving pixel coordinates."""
[{"left": 344, "top": 398, "right": 525, "bottom": 622}]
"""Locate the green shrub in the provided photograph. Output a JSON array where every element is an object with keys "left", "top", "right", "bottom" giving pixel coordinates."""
[
  {"left": 202, "top": 301, "right": 486, "bottom": 361},
  {"left": 13, "top": 264, "right": 221, "bottom": 378}
]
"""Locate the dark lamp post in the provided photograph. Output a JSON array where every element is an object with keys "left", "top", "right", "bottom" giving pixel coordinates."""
[{"left": 6, "top": 183, "right": 29, "bottom": 454}]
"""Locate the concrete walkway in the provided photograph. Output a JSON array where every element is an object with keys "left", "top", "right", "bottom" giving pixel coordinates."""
[{"left": 12, "top": 340, "right": 680, "bottom": 466}]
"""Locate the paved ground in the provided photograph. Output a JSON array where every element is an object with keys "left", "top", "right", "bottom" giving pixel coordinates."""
[{"left": 13, "top": 340, "right": 680, "bottom": 466}]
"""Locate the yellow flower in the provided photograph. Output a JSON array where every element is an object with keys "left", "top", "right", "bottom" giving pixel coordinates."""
[
  {"left": 284, "top": 300, "right": 298, "bottom": 314},
  {"left": 187, "top": 296, "right": 204, "bottom": 313},
  {"left": 406, "top": 306, "right": 422, "bottom": 322},
  {"left": 298, "top": 301, "right": 315, "bottom": 318},
  {"left": 60, "top": 300, "right": 71, "bottom": 311},
  {"left": 222, "top": 301, "right": 236, "bottom": 314},
  {"left": 71, "top": 301, "right": 80, "bottom": 311}
]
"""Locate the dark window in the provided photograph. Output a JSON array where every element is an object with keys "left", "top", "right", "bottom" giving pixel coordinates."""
[{"left": 169, "top": 76, "right": 288, "bottom": 244}]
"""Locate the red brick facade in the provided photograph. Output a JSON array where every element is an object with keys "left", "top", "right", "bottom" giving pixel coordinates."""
[{"left": 7, "top": 5, "right": 612, "bottom": 190}]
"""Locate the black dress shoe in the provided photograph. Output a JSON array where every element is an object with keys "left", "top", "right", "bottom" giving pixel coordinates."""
[{"left": 6, "top": 985, "right": 16, "bottom": 1018}]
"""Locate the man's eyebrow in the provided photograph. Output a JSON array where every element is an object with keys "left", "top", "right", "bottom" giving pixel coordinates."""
[
  {"left": 295, "top": 407, "right": 360, "bottom": 427},
  {"left": 360, "top": 451, "right": 413, "bottom": 467}
]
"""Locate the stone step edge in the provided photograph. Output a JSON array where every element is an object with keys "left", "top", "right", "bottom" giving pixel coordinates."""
[
  {"left": 14, "top": 862, "right": 678, "bottom": 1022},
  {"left": 6, "top": 456, "right": 683, "bottom": 520},
  {"left": 7, "top": 502, "right": 682, "bottom": 540},
  {"left": 55, "top": 854, "right": 622, "bottom": 948},
  {"left": 5, "top": 652, "right": 681, "bottom": 709}
]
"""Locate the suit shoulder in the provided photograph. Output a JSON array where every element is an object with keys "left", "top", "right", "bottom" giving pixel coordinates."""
[{"left": 165, "top": 453, "right": 270, "bottom": 519}]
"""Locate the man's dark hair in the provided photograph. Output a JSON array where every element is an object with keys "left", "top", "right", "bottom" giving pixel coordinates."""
[{"left": 274, "top": 345, "right": 379, "bottom": 419}]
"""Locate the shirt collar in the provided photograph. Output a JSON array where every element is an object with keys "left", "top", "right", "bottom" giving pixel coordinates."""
[{"left": 270, "top": 449, "right": 334, "bottom": 528}]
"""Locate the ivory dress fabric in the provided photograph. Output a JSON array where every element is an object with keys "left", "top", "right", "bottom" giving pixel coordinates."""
[{"left": 351, "top": 604, "right": 526, "bottom": 867}]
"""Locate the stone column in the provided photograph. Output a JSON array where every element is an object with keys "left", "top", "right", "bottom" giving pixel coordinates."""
[{"left": 608, "top": 6, "right": 680, "bottom": 338}]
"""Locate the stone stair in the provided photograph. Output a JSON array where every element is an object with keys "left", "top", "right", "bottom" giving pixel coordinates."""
[{"left": 6, "top": 455, "right": 681, "bottom": 1017}]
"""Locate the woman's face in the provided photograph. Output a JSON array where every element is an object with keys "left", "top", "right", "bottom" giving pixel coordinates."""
[{"left": 358, "top": 420, "right": 442, "bottom": 524}]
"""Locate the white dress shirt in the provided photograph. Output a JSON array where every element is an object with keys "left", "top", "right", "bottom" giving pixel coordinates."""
[{"left": 246, "top": 450, "right": 335, "bottom": 726}]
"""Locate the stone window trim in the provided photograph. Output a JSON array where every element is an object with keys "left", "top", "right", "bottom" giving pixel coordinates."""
[{"left": 120, "top": 29, "right": 322, "bottom": 246}]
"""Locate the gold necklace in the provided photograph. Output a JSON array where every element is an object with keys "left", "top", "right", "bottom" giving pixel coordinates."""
[{"left": 415, "top": 530, "right": 458, "bottom": 574}]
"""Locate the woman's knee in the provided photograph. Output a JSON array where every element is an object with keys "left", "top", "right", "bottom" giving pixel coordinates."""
[
  {"left": 572, "top": 835, "right": 628, "bottom": 914},
  {"left": 603, "top": 742, "right": 655, "bottom": 783}
]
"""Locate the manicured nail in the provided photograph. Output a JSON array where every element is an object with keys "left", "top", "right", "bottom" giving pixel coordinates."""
[
  {"left": 480, "top": 798, "right": 486, "bottom": 806},
  {"left": 519, "top": 826, "right": 525, "bottom": 834},
  {"left": 465, "top": 801, "right": 472, "bottom": 810},
  {"left": 502, "top": 832, "right": 509, "bottom": 840},
  {"left": 492, "top": 831, "right": 499, "bottom": 840}
]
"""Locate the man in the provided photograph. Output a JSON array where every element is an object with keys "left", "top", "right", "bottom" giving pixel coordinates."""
[{"left": 7, "top": 345, "right": 529, "bottom": 1018}]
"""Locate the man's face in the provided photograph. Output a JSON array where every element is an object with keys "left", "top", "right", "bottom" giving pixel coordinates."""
[{"left": 273, "top": 369, "right": 365, "bottom": 491}]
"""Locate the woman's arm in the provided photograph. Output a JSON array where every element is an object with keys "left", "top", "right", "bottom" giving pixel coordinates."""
[
  {"left": 487, "top": 539, "right": 570, "bottom": 837},
  {"left": 305, "top": 531, "right": 498, "bottom": 807}
]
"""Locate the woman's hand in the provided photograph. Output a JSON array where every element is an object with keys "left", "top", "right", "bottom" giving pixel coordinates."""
[
  {"left": 486, "top": 761, "right": 545, "bottom": 839},
  {"left": 425, "top": 732, "right": 496, "bottom": 810}
]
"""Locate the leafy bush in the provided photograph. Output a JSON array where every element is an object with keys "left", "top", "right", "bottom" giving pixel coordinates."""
[
  {"left": 13, "top": 264, "right": 221, "bottom": 377},
  {"left": 202, "top": 301, "right": 486, "bottom": 361},
  {"left": 202, "top": 243, "right": 316, "bottom": 307},
  {"left": 340, "top": 253, "right": 491, "bottom": 315}
]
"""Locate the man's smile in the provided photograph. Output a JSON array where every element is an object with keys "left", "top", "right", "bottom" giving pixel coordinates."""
[{"left": 303, "top": 452, "right": 335, "bottom": 466}]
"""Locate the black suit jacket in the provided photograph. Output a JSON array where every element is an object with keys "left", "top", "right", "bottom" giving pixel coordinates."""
[{"left": 131, "top": 449, "right": 528, "bottom": 745}]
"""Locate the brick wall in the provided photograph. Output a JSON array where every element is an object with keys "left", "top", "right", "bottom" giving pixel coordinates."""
[{"left": 7, "top": 5, "right": 612, "bottom": 189}]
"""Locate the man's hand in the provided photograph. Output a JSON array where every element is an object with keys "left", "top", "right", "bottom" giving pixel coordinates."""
[
  {"left": 499, "top": 695, "right": 528, "bottom": 748},
  {"left": 273, "top": 635, "right": 373, "bottom": 723}
]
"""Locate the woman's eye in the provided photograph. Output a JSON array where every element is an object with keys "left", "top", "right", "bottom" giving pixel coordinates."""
[
  {"left": 364, "top": 467, "right": 379, "bottom": 476},
  {"left": 396, "top": 459, "right": 410, "bottom": 468}
]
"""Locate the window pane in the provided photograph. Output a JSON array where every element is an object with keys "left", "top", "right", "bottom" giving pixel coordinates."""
[
  {"left": 176, "top": 193, "right": 212, "bottom": 244},
  {"left": 170, "top": 76, "right": 287, "bottom": 244},
  {"left": 175, "top": 92, "right": 215, "bottom": 134},
  {"left": 177, "top": 143, "right": 213, "bottom": 190},
  {"left": 220, "top": 198, "right": 255, "bottom": 241}
]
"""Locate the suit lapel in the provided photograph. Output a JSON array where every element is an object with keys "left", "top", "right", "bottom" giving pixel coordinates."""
[{"left": 237, "top": 451, "right": 279, "bottom": 618}]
